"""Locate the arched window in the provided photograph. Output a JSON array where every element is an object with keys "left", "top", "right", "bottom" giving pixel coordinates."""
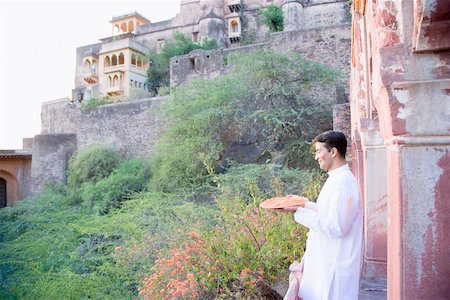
[
  {"left": 231, "top": 20, "right": 239, "bottom": 33},
  {"left": 120, "top": 22, "right": 127, "bottom": 33},
  {"left": 137, "top": 56, "right": 142, "bottom": 68},
  {"left": 157, "top": 39, "right": 165, "bottom": 51},
  {"left": 113, "top": 75, "right": 119, "bottom": 87},
  {"left": 131, "top": 54, "right": 136, "bottom": 65},
  {"left": 113, "top": 25, "right": 121, "bottom": 36},
  {"left": 119, "top": 53, "right": 124, "bottom": 65},
  {"left": 104, "top": 56, "right": 111, "bottom": 68},
  {"left": 128, "top": 21, "right": 134, "bottom": 32},
  {"left": 91, "top": 63, "right": 97, "bottom": 74},
  {"left": 111, "top": 54, "right": 118, "bottom": 66},
  {"left": 0, "top": 177, "right": 6, "bottom": 208},
  {"left": 83, "top": 59, "right": 91, "bottom": 73},
  {"left": 108, "top": 76, "right": 112, "bottom": 87}
]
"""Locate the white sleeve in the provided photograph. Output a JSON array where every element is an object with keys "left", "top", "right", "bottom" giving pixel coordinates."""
[
  {"left": 293, "top": 188, "right": 359, "bottom": 239},
  {"left": 304, "top": 200, "right": 317, "bottom": 211}
]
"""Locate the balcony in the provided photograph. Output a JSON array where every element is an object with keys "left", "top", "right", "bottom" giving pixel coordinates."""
[
  {"left": 229, "top": 36, "right": 241, "bottom": 43},
  {"left": 83, "top": 73, "right": 98, "bottom": 84},
  {"left": 103, "top": 64, "right": 127, "bottom": 74},
  {"left": 107, "top": 86, "right": 124, "bottom": 96},
  {"left": 229, "top": 30, "right": 241, "bottom": 39},
  {"left": 99, "top": 35, "right": 147, "bottom": 56},
  {"left": 228, "top": 17, "right": 241, "bottom": 43},
  {"left": 227, "top": 0, "right": 241, "bottom": 13}
]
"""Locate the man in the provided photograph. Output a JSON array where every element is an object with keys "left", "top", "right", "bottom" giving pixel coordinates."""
[{"left": 283, "top": 130, "right": 363, "bottom": 300}]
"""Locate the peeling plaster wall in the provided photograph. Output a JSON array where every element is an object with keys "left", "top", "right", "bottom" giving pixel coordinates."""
[
  {"left": 402, "top": 147, "right": 449, "bottom": 297},
  {"left": 350, "top": 0, "right": 450, "bottom": 298}
]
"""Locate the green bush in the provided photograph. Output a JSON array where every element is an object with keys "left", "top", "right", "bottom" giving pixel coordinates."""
[
  {"left": 0, "top": 177, "right": 218, "bottom": 299},
  {"left": 260, "top": 5, "right": 284, "bottom": 32},
  {"left": 139, "top": 164, "right": 322, "bottom": 299},
  {"left": 80, "top": 96, "right": 112, "bottom": 109},
  {"left": 80, "top": 157, "right": 152, "bottom": 214},
  {"left": 213, "top": 163, "right": 311, "bottom": 203},
  {"left": 67, "top": 144, "right": 123, "bottom": 189},
  {"left": 150, "top": 50, "right": 339, "bottom": 191}
]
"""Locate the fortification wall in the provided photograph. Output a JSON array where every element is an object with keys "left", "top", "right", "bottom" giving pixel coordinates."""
[
  {"left": 30, "top": 134, "right": 77, "bottom": 195},
  {"left": 170, "top": 24, "right": 352, "bottom": 88},
  {"left": 269, "top": 24, "right": 351, "bottom": 81},
  {"left": 303, "top": 0, "right": 351, "bottom": 29},
  {"left": 41, "top": 97, "right": 169, "bottom": 158}
]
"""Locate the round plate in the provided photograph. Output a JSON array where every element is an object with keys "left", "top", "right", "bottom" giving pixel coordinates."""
[{"left": 259, "top": 196, "right": 307, "bottom": 210}]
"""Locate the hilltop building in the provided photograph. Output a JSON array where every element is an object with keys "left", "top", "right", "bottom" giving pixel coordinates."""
[{"left": 72, "top": 0, "right": 351, "bottom": 103}]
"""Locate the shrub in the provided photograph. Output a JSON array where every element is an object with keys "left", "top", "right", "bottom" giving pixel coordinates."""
[
  {"left": 150, "top": 50, "right": 339, "bottom": 191},
  {"left": 66, "top": 144, "right": 122, "bottom": 189},
  {"left": 139, "top": 164, "right": 323, "bottom": 299},
  {"left": 0, "top": 178, "right": 218, "bottom": 299},
  {"left": 80, "top": 96, "right": 112, "bottom": 109},
  {"left": 80, "top": 157, "right": 152, "bottom": 214},
  {"left": 260, "top": 5, "right": 284, "bottom": 32}
]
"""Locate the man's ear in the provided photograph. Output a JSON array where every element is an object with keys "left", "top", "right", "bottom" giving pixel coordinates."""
[{"left": 330, "top": 147, "right": 338, "bottom": 158}]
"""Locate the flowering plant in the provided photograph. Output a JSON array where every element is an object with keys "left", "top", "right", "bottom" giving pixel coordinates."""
[{"left": 139, "top": 232, "right": 220, "bottom": 299}]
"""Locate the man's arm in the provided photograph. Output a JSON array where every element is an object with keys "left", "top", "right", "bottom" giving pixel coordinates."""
[
  {"left": 294, "top": 188, "right": 359, "bottom": 239},
  {"left": 280, "top": 195, "right": 317, "bottom": 212}
]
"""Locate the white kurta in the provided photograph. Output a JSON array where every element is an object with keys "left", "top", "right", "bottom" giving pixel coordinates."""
[{"left": 294, "top": 164, "right": 362, "bottom": 300}]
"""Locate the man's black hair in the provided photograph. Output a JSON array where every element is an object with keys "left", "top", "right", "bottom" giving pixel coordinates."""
[{"left": 313, "top": 130, "right": 347, "bottom": 158}]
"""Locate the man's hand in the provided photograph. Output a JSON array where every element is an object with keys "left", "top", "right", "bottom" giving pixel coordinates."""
[
  {"left": 278, "top": 195, "right": 308, "bottom": 212},
  {"left": 282, "top": 206, "right": 301, "bottom": 212},
  {"left": 286, "top": 194, "right": 307, "bottom": 207}
]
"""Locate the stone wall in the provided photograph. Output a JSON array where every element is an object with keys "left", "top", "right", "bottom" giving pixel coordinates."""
[
  {"left": 30, "top": 134, "right": 77, "bottom": 195},
  {"left": 170, "top": 24, "right": 352, "bottom": 89},
  {"left": 303, "top": 0, "right": 351, "bottom": 29},
  {"left": 41, "top": 97, "right": 169, "bottom": 158}
]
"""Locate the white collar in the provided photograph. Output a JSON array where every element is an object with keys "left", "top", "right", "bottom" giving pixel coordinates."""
[{"left": 327, "top": 164, "right": 349, "bottom": 177}]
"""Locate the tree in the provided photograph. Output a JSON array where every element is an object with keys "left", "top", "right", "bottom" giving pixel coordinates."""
[{"left": 260, "top": 4, "right": 284, "bottom": 32}]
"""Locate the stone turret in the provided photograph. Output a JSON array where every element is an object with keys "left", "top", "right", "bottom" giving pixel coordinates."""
[
  {"left": 198, "top": 0, "right": 226, "bottom": 47},
  {"left": 281, "top": 0, "right": 305, "bottom": 31}
]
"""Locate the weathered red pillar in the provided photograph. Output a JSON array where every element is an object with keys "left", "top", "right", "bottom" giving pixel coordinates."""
[{"left": 350, "top": 0, "right": 450, "bottom": 298}]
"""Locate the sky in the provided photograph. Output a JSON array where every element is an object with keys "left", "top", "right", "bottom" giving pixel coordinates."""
[{"left": 0, "top": 0, "right": 181, "bottom": 149}]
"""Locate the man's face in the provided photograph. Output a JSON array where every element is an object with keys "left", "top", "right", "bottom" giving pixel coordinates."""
[{"left": 314, "top": 142, "right": 333, "bottom": 171}]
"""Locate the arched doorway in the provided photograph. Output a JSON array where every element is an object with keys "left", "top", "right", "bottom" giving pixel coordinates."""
[{"left": 0, "top": 177, "right": 6, "bottom": 208}]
